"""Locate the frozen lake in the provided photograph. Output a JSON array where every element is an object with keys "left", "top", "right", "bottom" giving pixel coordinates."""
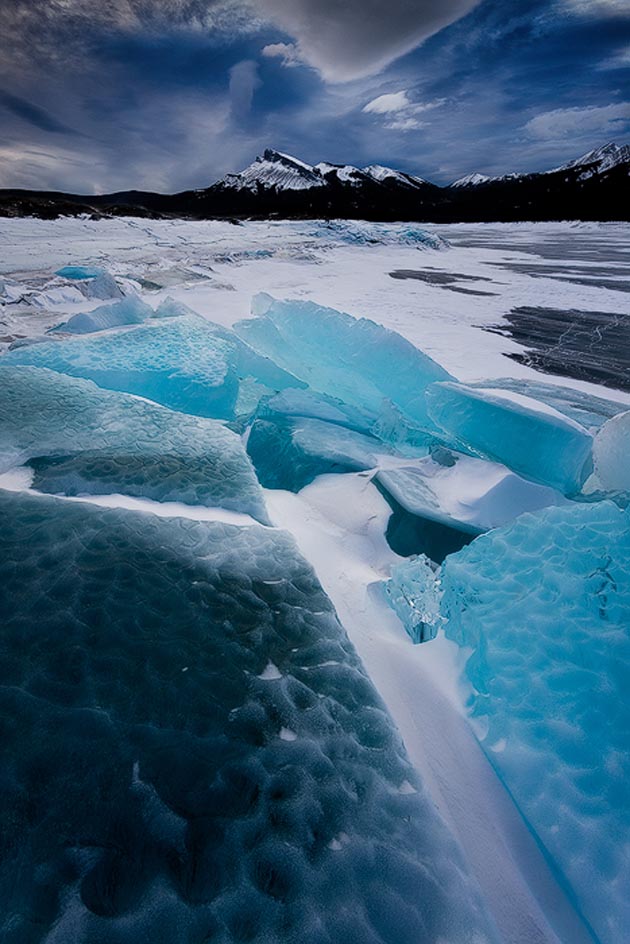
[{"left": 1, "top": 217, "right": 628, "bottom": 944}]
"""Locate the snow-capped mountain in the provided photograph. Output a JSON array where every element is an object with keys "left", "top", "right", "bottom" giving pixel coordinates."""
[
  {"left": 215, "top": 150, "right": 326, "bottom": 192},
  {"left": 549, "top": 142, "right": 630, "bottom": 179},
  {"left": 450, "top": 173, "right": 491, "bottom": 188},
  {"left": 362, "top": 165, "right": 428, "bottom": 188},
  {"left": 451, "top": 172, "right": 522, "bottom": 188},
  {"left": 214, "top": 150, "right": 431, "bottom": 194}
]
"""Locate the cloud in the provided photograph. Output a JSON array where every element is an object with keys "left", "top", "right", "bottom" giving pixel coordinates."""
[
  {"left": 229, "top": 59, "right": 262, "bottom": 121},
  {"left": 261, "top": 42, "right": 302, "bottom": 67},
  {"left": 363, "top": 92, "right": 446, "bottom": 132},
  {"left": 363, "top": 91, "right": 411, "bottom": 114},
  {"left": 525, "top": 102, "right": 630, "bottom": 139},
  {"left": 562, "top": 0, "right": 630, "bottom": 17},
  {"left": 255, "top": 0, "right": 482, "bottom": 81},
  {"left": 0, "top": 91, "right": 80, "bottom": 136}
]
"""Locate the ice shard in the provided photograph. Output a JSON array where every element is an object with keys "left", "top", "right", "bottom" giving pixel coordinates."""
[{"left": 234, "top": 294, "right": 453, "bottom": 432}]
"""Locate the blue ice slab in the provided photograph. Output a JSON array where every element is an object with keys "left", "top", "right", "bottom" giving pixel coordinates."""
[
  {"left": 4, "top": 315, "right": 302, "bottom": 419},
  {"left": 426, "top": 381, "right": 593, "bottom": 494},
  {"left": 247, "top": 414, "right": 390, "bottom": 491},
  {"left": 50, "top": 296, "right": 153, "bottom": 335},
  {"left": 0, "top": 490, "right": 496, "bottom": 943},
  {"left": 437, "top": 501, "right": 630, "bottom": 944},
  {"left": 0, "top": 365, "right": 268, "bottom": 520},
  {"left": 234, "top": 294, "right": 453, "bottom": 432}
]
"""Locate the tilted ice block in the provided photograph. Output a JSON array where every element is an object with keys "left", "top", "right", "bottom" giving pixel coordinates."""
[
  {"left": 0, "top": 490, "right": 496, "bottom": 944},
  {"left": 50, "top": 296, "right": 153, "bottom": 335},
  {"left": 0, "top": 365, "right": 267, "bottom": 520},
  {"left": 469, "top": 377, "right": 627, "bottom": 432},
  {"left": 590, "top": 409, "right": 630, "bottom": 497},
  {"left": 235, "top": 294, "right": 453, "bottom": 431},
  {"left": 426, "top": 381, "right": 593, "bottom": 494},
  {"left": 247, "top": 414, "right": 390, "bottom": 491},
  {"left": 4, "top": 315, "right": 302, "bottom": 419},
  {"left": 439, "top": 501, "right": 630, "bottom": 944}
]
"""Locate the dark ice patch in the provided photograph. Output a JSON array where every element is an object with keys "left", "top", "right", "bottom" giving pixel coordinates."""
[{"left": 484, "top": 305, "right": 630, "bottom": 391}]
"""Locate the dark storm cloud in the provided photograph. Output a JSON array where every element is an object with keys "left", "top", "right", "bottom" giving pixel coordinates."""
[{"left": 0, "top": 91, "right": 80, "bottom": 136}]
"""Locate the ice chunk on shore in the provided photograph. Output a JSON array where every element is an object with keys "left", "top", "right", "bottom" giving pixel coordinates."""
[
  {"left": 50, "top": 296, "right": 153, "bottom": 335},
  {"left": 0, "top": 365, "right": 267, "bottom": 520},
  {"left": 438, "top": 501, "right": 630, "bottom": 944},
  {"left": 0, "top": 490, "right": 496, "bottom": 943},
  {"left": 5, "top": 315, "right": 301, "bottom": 419},
  {"left": 426, "top": 381, "right": 593, "bottom": 494},
  {"left": 235, "top": 294, "right": 453, "bottom": 431}
]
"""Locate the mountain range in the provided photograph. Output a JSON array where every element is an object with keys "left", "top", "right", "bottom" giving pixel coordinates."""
[{"left": 1, "top": 142, "right": 628, "bottom": 222}]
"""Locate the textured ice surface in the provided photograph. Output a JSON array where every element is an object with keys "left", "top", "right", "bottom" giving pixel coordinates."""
[
  {"left": 590, "top": 410, "right": 630, "bottom": 497},
  {"left": 56, "top": 265, "right": 106, "bottom": 280},
  {"left": 0, "top": 365, "right": 267, "bottom": 519},
  {"left": 0, "top": 490, "right": 495, "bottom": 944},
  {"left": 50, "top": 296, "right": 153, "bottom": 335},
  {"left": 437, "top": 502, "right": 630, "bottom": 944},
  {"left": 426, "top": 381, "right": 593, "bottom": 493},
  {"left": 248, "top": 415, "right": 388, "bottom": 492},
  {"left": 235, "top": 294, "right": 453, "bottom": 432},
  {"left": 4, "top": 316, "right": 301, "bottom": 419}
]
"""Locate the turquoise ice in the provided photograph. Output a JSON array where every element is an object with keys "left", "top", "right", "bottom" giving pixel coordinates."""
[
  {"left": 4, "top": 315, "right": 301, "bottom": 419},
  {"left": 426, "top": 381, "right": 593, "bottom": 493},
  {"left": 234, "top": 294, "right": 453, "bottom": 433},
  {"left": 0, "top": 490, "right": 496, "bottom": 944},
  {"left": 0, "top": 365, "right": 268, "bottom": 520}
]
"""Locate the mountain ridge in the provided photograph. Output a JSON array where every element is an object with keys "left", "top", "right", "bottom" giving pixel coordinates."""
[{"left": 1, "top": 142, "right": 628, "bottom": 222}]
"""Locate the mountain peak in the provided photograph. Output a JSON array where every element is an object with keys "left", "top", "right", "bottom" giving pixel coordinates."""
[
  {"left": 550, "top": 141, "right": 630, "bottom": 176},
  {"left": 450, "top": 173, "right": 491, "bottom": 188}
]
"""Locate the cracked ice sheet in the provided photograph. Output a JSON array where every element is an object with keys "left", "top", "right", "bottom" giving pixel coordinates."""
[
  {"left": 1, "top": 218, "right": 630, "bottom": 405},
  {"left": 263, "top": 472, "right": 595, "bottom": 944}
]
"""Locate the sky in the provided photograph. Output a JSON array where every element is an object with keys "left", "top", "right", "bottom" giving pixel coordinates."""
[{"left": 1, "top": 0, "right": 629, "bottom": 192}]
